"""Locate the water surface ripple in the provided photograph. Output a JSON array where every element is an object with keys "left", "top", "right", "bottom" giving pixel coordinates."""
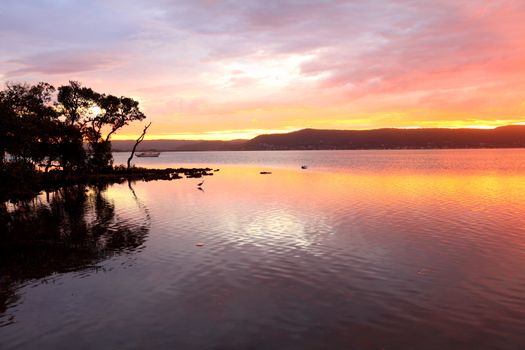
[{"left": 1, "top": 149, "right": 524, "bottom": 349}]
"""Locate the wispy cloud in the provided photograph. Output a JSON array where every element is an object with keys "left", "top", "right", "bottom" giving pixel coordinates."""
[
  {"left": 1, "top": 0, "right": 525, "bottom": 138},
  {"left": 5, "top": 50, "right": 126, "bottom": 77}
]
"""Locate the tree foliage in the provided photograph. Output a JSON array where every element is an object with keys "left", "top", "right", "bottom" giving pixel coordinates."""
[{"left": 0, "top": 81, "right": 147, "bottom": 201}]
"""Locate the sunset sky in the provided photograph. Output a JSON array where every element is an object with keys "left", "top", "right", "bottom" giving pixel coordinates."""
[{"left": 1, "top": 0, "right": 525, "bottom": 140}]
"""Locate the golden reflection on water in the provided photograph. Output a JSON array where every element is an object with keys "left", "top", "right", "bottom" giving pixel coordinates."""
[
  {"left": 113, "top": 164, "right": 525, "bottom": 259},
  {"left": 3, "top": 151, "right": 525, "bottom": 349},
  {"left": 174, "top": 164, "right": 525, "bottom": 206}
]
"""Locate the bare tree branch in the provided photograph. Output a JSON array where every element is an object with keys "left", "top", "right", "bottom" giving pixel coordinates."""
[{"left": 127, "top": 122, "right": 152, "bottom": 171}]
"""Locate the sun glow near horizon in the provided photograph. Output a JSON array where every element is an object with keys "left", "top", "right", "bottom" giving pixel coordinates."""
[
  {"left": 112, "top": 128, "right": 302, "bottom": 141},
  {"left": 111, "top": 120, "right": 525, "bottom": 141}
]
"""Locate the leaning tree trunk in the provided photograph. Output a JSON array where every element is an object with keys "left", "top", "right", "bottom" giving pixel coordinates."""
[{"left": 127, "top": 122, "right": 151, "bottom": 171}]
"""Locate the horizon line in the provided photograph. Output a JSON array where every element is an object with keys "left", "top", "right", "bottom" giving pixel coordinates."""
[{"left": 112, "top": 123, "right": 525, "bottom": 142}]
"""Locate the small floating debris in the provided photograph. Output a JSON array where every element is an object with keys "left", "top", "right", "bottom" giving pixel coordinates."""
[
  {"left": 301, "top": 165, "right": 308, "bottom": 169},
  {"left": 196, "top": 243, "right": 204, "bottom": 247},
  {"left": 260, "top": 171, "right": 272, "bottom": 175},
  {"left": 417, "top": 268, "right": 430, "bottom": 276}
]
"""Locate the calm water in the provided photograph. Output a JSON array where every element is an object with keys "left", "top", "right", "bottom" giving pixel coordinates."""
[{"left": 1, "top": 150, "right": 525, "bottom": 349}]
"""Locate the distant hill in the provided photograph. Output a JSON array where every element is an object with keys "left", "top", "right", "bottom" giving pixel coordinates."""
[
  {"left": 176, "top": 139, "right": 246, "bottom": 151},
  {"left": 113, "top": 125, "right": 525, "bottom": 152},
  {"left": 242, "top": 125, "right": 525, "bottom": 150}
]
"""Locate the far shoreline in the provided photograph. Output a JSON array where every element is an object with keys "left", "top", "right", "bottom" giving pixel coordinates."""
[
  {"left": 112, "top": 146, "right": 525, "bottom": 152},
  {"left": 111, "top": 125, "right": 525, "bottom": 152}
]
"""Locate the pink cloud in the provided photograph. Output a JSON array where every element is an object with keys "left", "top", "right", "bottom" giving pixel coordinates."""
[
  {"left": 5, "top": 50, "right": 126, "bottom": 77},
  {"left": 290, "top": 1, "right": 525, "bottom": 112},
  {"left": 1, "top": 0, "right": 525, "bottom": 135}
]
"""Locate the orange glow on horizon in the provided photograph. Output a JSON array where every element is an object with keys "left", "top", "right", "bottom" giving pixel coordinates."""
[
  {"left": 112, "top": 121, "right": 525, "bottom": 141},
  {"left": 112, "top": 128, "right": 302, "bottom": 141}
]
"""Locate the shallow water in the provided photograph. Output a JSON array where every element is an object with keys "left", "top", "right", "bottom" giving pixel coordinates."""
[{"left": 1, "top": 149, "right": 525, "bottom": 349}]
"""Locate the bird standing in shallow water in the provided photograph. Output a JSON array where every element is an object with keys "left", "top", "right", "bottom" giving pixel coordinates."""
[{"left": 197, "top": 179, "right": 204, "bottom": 187}]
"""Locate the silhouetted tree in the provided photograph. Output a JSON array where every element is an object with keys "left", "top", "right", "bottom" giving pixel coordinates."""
[
  {"left": 0, "top": 97, "right": 17, "bottom": 162},
  {"left": 0, "top": 80, "right": 148, "bottom": 201},
  {"left": 57, "top": 81, "right": 99, "bottom": 127},
  {"left": 57, "top": 81, "right": 146, "bottom": 171},
  {"left": 0, "top": 82, "right": 58, "bottom": 164}
]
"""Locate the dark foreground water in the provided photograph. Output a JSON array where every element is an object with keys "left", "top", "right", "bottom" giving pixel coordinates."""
[{"left": 1, "top": 150, "right": 525, "bottom": 349}]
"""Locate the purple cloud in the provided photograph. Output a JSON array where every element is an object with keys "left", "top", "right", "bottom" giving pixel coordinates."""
[
  {"left": 5, "top": 50, "right": 126, "bottom": 77},
  {"left": 1, "top": 0, "right": 525, "bottom": 135}
]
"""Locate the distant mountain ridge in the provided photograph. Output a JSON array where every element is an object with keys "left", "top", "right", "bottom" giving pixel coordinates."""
[{"left": 112, "top": 125, "right": 525, "bottom": 152}]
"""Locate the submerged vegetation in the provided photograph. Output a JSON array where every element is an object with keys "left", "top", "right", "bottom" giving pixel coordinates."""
[{"left": 0, "top": 81, "right": 213, "bottom": 203}]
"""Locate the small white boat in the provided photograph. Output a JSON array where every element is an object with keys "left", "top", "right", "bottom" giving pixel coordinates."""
[{"left": 136, "top": 152, "right": 160, "bottom": 157}]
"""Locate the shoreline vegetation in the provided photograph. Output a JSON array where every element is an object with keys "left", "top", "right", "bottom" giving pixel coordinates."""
[
  {"left": 0, "top": 81, "right": 214, "bottom": 203},
  {"left": 2, "top": 166, "right": 215, "bottom": 203}
]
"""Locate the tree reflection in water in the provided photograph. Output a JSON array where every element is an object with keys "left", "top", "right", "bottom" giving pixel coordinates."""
[{"left": 0, "top": 184, "right": 150, "bottom": 326}]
